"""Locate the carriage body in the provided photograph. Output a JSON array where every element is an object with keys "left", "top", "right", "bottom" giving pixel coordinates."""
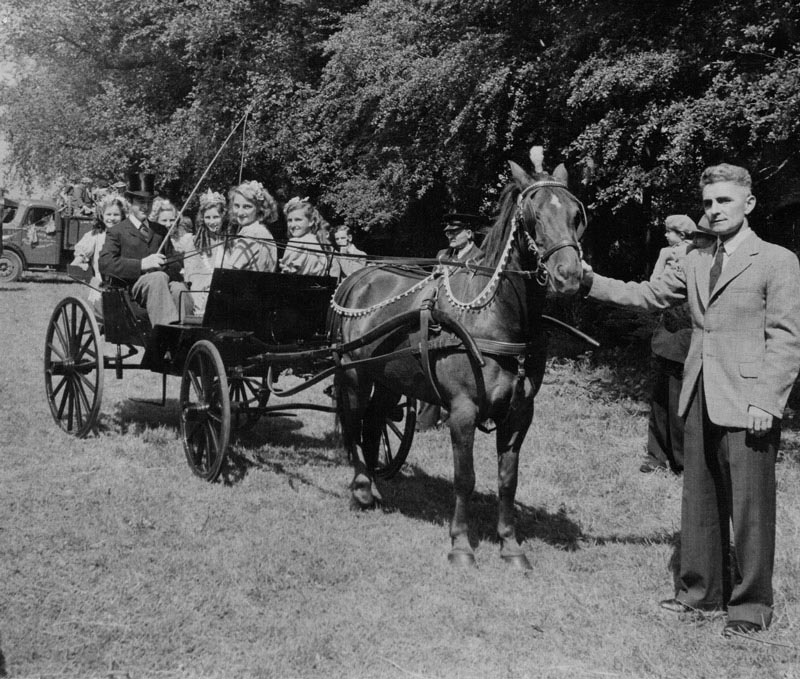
[{"left": 44, "top": 266, "right": 415, "bottom": 482}]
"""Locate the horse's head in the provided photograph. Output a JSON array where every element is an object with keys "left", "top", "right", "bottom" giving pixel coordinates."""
[{"left": 508, "top": 160, "right": 585, "bottom": 296}]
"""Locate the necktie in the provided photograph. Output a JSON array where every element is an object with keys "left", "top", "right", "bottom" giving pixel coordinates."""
[
  {"left": 709, "top": 242, "right": 724, "bottom": 295},
  {"left": 140, "top": 221, "right": 151, "bottom": 239}
]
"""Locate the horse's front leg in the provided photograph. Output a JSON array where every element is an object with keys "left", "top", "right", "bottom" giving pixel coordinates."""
[
  {"left": 495, "top": 392, "right": 534, "bottom": 570},
  {"left": 448, "top": 397, "right": 479, "bottom": 567}
]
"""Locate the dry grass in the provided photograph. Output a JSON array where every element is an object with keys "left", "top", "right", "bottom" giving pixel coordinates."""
[{"left": 1, "top": 282, "right": 799, "bottom": 679}]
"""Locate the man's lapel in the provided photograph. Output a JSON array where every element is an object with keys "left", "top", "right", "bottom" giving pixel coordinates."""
[
  {"left": 712, "top": 232, "right": 758, "bottom": 299},
  {"left": 695, "top": 246, "right": 712, "bottom": 310}
]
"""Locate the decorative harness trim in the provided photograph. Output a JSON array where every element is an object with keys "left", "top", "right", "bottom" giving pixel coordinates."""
[
  {"left": 330, "top": 271, "right": 438, "bottom": 317},
  {"left": 331, "top": 179, "right": 582, "bottom": 317}
]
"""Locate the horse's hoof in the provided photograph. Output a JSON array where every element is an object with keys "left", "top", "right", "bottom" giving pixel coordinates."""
[
  {"left": 350, "top": 490, "right": 376, "bottom": 511},
  {"left": 448, "top": 550, "right": 477, "bottom": 568},
  {"left": 501, "top": 553, "right": 533, "bottom": 571}
]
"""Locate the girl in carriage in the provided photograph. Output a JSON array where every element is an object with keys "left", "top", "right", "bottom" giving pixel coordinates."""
[
  {"left": 278, "top": 196, "right": 330, "bottom": 276},
  {"left": 71, "top": 192, "right": 129, "bottom": 316},
  {"left": 222, "top": 180, "right": 279, "bottom": 272},
  {"left": 182, "top": 188, "right": 227, "bottom": 314}
]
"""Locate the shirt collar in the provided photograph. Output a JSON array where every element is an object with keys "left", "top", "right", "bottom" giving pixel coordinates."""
[
  {"left": 129, "top": 213, "right": 143, "bottom": 228},
  {"left": 718, "top": 223, "right": 752, "bottom": 256}
]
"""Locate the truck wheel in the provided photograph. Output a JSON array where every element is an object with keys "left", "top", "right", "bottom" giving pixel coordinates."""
[{"left": 0, "top": 251, "right": 23, "bottom": 282}]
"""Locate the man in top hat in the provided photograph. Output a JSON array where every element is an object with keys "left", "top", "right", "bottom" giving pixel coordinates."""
[
  {"left": 437, "top": 213, "right": 485, "bottom": 263},
  {"left": 581, "top": 163, "right": 800, "bottom": 637},
  {"left": 99, "top": 172, "right": 190, "bottom": 326}
]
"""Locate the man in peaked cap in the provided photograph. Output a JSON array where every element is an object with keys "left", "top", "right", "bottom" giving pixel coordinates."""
[
  {"left": 436, "top": 213, "right": 485, "bottom": 263},
  {"left": 641, "top": 214, "right": 697, "bottom": 474},
  {"left": 99, "top": 171, "right": 190, "bottom": 326},
  {"left": 418, "top": 212, "right": 488, "bottom": 431}
]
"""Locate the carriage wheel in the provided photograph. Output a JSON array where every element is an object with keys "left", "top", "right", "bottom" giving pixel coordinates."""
[
  {"left": 44, "top": 296, "right": 104, "bottom": 438},
  {"left": 375, "top": 397, "right": 416, "bottom": 479},
  {"left": 229, "top": 375, "right": 269, "bottom": 431},
  {"left": 180, "top": 340, "right": 231, "bottom": 482}
]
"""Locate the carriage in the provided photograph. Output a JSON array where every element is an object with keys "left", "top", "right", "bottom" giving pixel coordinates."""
[
  {"left": 44, "top": 154, "right": 595, "bottom": 568},
  {"left": 43, "top": 267, "right": 417, "bottom": 482}
]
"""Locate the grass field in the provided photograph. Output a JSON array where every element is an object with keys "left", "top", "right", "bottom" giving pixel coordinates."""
[{"left": 1, "top": 281, "right": 799, "bottom": 679}]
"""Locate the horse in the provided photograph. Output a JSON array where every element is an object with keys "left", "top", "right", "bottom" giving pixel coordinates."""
[{"left": 328, "top": 160, "right": 585, "bottom": 568}]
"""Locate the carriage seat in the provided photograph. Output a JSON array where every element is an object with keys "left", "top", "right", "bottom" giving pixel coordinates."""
[{"left": 101, "top": 287, "right": 151, "bottom": 346}]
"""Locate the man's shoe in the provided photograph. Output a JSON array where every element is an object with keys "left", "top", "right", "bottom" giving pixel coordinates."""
[
  {"left": 723, "top": 620, "right": 763, "bottom": 638},
  {"left": 660, "top": 598, "right": 692, "bottom": 613},
  {"left": 640, "top": 459, "right": 668, "bottom": 473},
  {"left": 659, "top": 598, "right": 724, "bottom": 618}
]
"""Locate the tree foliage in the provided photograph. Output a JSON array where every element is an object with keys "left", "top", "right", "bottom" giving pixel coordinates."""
[{"left": 2, "top": 0, "right": 799, "bottom": 260}]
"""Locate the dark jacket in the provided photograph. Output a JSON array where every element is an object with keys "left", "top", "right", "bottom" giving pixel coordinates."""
[
  {"left": 436, "top": 242, "right": 483, "bottom": 263},
  {"left": 99, "top": 218, "right": 183, "bottom": 286}
]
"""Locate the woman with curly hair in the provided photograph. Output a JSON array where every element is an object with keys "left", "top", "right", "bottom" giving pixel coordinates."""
[
  {"left": 278, "top": 196, "right": 329, "bottom": 276},
  {"left": 222, "top": 180, "right": 279, "bottom": 272},
  {"left": 71, "top": 192, "right": 129, "bottom": 315}
]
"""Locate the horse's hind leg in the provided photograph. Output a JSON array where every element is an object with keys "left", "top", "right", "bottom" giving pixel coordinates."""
[
  {"left": 359, "top": 386, "right": 400, "bottom": 504},
  {"left": 495, "top": 398, "right": 534, "bottom": 570},
  {"left": 336, "top": 370, "right": 377, "bottom": 510}
]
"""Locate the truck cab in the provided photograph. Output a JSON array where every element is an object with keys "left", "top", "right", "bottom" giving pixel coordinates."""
[{"left": 0, "top": 197, "right": 94, "bottom": 281}]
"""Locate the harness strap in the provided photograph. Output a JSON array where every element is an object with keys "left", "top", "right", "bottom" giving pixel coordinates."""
[{"left": 419, "top": 290, "right": 445, "bottom": 406}]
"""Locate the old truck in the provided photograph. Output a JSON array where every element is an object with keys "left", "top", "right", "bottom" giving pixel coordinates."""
[{"left": 0, "top": 197, "right": 94, "bottom": 281}]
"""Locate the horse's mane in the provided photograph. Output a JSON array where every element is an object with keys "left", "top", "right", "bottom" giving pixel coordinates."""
[{"left": 481, "top": 182, "right": 520, "bottom": 268}]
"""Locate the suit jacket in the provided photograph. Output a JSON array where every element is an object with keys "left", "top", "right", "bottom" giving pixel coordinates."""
[
  {"left": 589, "top": 231, "right": 800, "bottom": 427},
  {"left": 99, "top": 218, "right": 183, "bottom": 286}
]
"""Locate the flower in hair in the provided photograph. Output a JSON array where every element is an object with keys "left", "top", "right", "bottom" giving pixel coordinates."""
[
  {"left": 240, "top": 180, "right": 268, "bottom": 204},
  {"left": 199, "top": 188, "right": 226, "bottom": 210},
  {"left": 285, "top": 196, "right": 311, "bottom": 212}
]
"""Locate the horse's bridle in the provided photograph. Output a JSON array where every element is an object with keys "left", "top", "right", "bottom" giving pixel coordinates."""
[{"left": 515, "top": 179, "right": 585, "bottom": 285}]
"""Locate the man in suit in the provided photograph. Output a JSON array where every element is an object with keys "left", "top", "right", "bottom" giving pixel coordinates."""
[
  {"left": 581, "top": 163, "right": 800, "bottom": 636},
  {"left": 99, "top": 172, "right": 190, "bottom": 326}
]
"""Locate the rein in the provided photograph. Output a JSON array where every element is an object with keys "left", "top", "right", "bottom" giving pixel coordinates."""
[{"left": 331, "top": 178, "right": 584, "bottom": 317}]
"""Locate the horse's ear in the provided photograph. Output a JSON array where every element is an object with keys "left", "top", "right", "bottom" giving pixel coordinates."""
[
  {"left": 553, "top": 163, "right": 569, "bottom": 184},
  {"left": 508, "top": 160, "right": 531, "bottom": 188}
]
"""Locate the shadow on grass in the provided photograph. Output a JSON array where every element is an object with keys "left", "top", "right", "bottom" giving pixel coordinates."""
[
  {"left": 378, "top": 464, "right": 584, "bottom": 551},
  {"left": 103, "top": 398, "right": 182, "bottom": 433},
  {"left": 380, "top": 464, "right": 683, "bottom": 555}
]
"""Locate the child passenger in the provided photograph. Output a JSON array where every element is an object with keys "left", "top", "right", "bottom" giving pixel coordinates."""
[
  {"left": 279, "top": 197, "right": 329, "bottom": 276},
  {"left": 71, "top": 193, "right": 129, "bottom": 315},
  {"left": 183, "top": 189, "right": 227, "bottom": 314}
]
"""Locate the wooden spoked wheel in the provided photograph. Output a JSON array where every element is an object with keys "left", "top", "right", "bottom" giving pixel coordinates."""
[
  {"left": 375, "top": 397, "right": 416, "bottom": 479},
  {"left": 44, "top": 296, "right": 104, "bottom": 438},
  {"left": 229, "top": 374, "right": 269, "bottom": 430},
  {"left": 180, "top": 340, "right": 231, "bottom": 482}
]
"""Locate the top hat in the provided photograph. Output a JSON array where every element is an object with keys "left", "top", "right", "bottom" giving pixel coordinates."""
[
  {"left": 125, "top": 172, "right": 157, "bottom": 199},
  {"left": 442, "top": 213, "right": 486, "bottom": 232}
]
